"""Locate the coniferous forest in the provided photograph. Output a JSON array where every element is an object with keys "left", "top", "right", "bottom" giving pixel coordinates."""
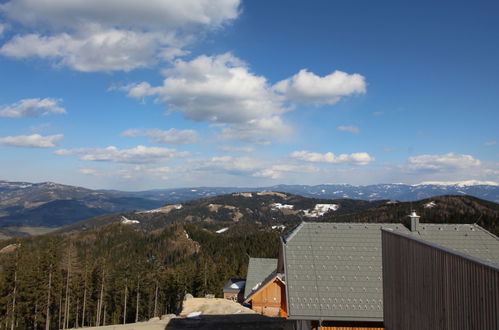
[{"left": 0, "top": 223, "right": 279, "bottom": 329}]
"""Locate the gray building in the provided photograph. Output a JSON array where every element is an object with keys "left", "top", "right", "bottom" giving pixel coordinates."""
[
  {"left": 279, "top": 213, "right": 499, "bottom": 329},
  {"left": 382, "top": 229, "right": 499, "bottom": 330}
]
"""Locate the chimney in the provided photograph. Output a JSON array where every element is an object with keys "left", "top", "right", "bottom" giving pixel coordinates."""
[{"left": 408, "top": 211, "right": 420, "bottom": 232}]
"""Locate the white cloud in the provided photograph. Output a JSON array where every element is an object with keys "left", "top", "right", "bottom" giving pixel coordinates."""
[
  {"left": 337, "top": 125, "right": 360, "bottom": 134},
  {"left": 54, "top": 145, "right": 189, "bottom": 163},
  {"left": 0, "top": 0, "right": 241, "bottom": 71},
  {"left": 218, "top": 116, "right": 291, "bottom": 144},
  {"left": 78, "top": 168, "right": 98, "bottom": 175},
  {"left": 115, "top": 165, "right": 172, "bottom": 180},
  {"left": 273, "top": 69, "right": 366, "bottom": 104},
  {"left": 290, "top": 150, "right": 375, "bottom": 166},
  {"left": 1, "top": 0, "right": 240, "bottom": 28},
  {"left": 218, "top": 146, "right": 255, "bottom": 153},
  {"left": 126, "top": 53, "right": 287, "bottom": 123},
  {"left": 122, "top": 128, "right": 198, "bottom": 145},
  {"left": 407, "top": 153, "right": 481, "bottom": 171},
  {"left": 0, "top": 134, "right": 63, "bottom": 148},
  {"left": 485, "top": 141, "right": 497, "bottom": 146},
  {"left": 125, "top": 53, "right": 292, "bottom": 142},
  {"left": 253, "top": 164, "right": 318, "bottom": 179},
  {"left": 0, "top": 98, "right": 66, "bottom": 118},
  {"left": 1, "top": 29, "right": 168, "bottom": 72},
  {"left": 189, "top": 156, "right": 262, "bottom": 174}
]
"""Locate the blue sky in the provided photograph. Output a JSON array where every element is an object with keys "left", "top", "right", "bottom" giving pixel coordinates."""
[{"left": 0, "top": 0, "right": 498, "bottom": 190}]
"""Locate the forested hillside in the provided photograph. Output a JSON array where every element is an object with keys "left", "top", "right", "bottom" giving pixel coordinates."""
[
  {"left": 0, "top": 222, "right": 279, "bottom": 329},
  {"left": 321, "top": 195, "right": 499, "bottom": 236}
]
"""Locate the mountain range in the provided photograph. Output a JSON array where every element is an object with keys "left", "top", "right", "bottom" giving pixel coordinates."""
[{"left": 1, "top": 179, "right": 498, "bottom": 233}]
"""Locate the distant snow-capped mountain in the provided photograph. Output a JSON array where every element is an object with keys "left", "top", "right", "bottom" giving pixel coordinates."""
[{"left": 103, "top": 181, "right": 499, "bottom": 204}]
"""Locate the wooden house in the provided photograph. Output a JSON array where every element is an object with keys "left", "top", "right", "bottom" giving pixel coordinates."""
[{"left": 243, "top": 258, "right": 287, "bottom": 317}]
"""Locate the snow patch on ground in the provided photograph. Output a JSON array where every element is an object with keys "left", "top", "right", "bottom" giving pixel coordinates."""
[
  {"left": 303, "top": 204, "right": 339, "bottom": 217},
  {"left": 121, "top": 216, "right": 140, "bottom": 224},
  {"left": 424, "top": 201, "right": 437, "bottom": 208},
  {"left": 271, "top": 203, "right": 294, "bottom": 210},
  {"left": 215, "top": 227, "right": 229, "bottom": 234},
  {"left": 137, "top": 204, "right": 182, "bottom": 214}
]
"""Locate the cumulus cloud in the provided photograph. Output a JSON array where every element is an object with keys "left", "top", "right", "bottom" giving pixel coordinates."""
[
  {"left": 126, "top": 54, "right": 287, "bottom": 123},
  {"left": 0, "top": 134, "right": 63, "bottom": 148},
  {"left": 337, "top": 125, "right": 360, "bottom": 134},
  {"left": 407, "top": 153, "right": 481, "bottom": 171},
  {"left": 122, "top": 128, "right": 198, "bottom": 145},
  {"left": 273, "top": 69, "right": 366, "bottom": 104},
  {"left": 0, "top": 98, "right": 66, "bottom": 118},
  {"left": 122, "top": 53, "right": 367, "bottom": 143},
  {"left": 1, "top": 0, "right": 240, "bottom": 28},
  {"left": 290, "top": 150, "right": 374, "bottom": 166},
  {"left": 1, "top": 29, "right": 171, "bottom": 72},
  {"left": 54, "top": 145, "right": 189, "bottom": 163},
  {"left": 0, "top": 0, "right": 241, "bottom": 71},
  {"left": 125, "top": 53, "right": 292, "bottom": 142}
]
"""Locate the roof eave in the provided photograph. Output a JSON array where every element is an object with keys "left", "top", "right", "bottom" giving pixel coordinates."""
[{"left": 286, "top": 315, "right": 383, "bottom": 322}]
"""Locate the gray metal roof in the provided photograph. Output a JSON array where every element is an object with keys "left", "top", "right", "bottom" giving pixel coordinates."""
[
  {"left": 244, "top": 258, "right": 278, "bottom": 299},
  {"left": 283, "top": 222, "right": 499, "bottom": 321}
]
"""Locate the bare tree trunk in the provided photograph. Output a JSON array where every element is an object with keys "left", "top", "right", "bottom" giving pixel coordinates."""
[
  {"left": 75, "top": 297, "right": 79, "bottom": 329},
  {"left": 82, "top": 271, "right": 87, "bottom": 327},
  {"left": 123, "top": 282, "right": 127, "bottom": 324},
  {"left": 34, "top": 300, "right": 38, "bottom": 330},
  {"left": 96, "top": 269, "right": 105, "bottom": 326},
  {"left": 45, "top": 265, "right": 52, "bottom": 330},
  {"left": 103, "top": 304, "right": 106, "bottom": 326},
  {"left": 135, "top": 279, "right": 140, "bottom": 323},
  {"left": 65, "top": 293, "right": 70, "bottom": 329},
  {"left": 58, "top": 288, "right": 63, "bottom": 330},
  {"left": 10, "top": 267, "right": 17, "bottom": 330},
  {"left": 154, "top": 282, "right": 159, "bottom": 318}
]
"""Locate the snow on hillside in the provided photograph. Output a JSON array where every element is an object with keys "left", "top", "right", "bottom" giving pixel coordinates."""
[
  {"left": 215, "top": 227, "right": 229, "bottom": 234},
  {"left": 271, "top": 203, "right": 294, "bottom": 210},
  {"left": 303, "top": 204, "right": 339, "bottom": 217},
  {"left": 137, "top": 204, "right": 182, "bottom": 214},
  {"left": 424, "top": 201, "right": 437, "bottom": 208},
  {"left": 121, "top": 216, "right": 140, "bottom": 224},
  {"left": 415, "top": 180, "right": 499, "bottom": 187}
]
